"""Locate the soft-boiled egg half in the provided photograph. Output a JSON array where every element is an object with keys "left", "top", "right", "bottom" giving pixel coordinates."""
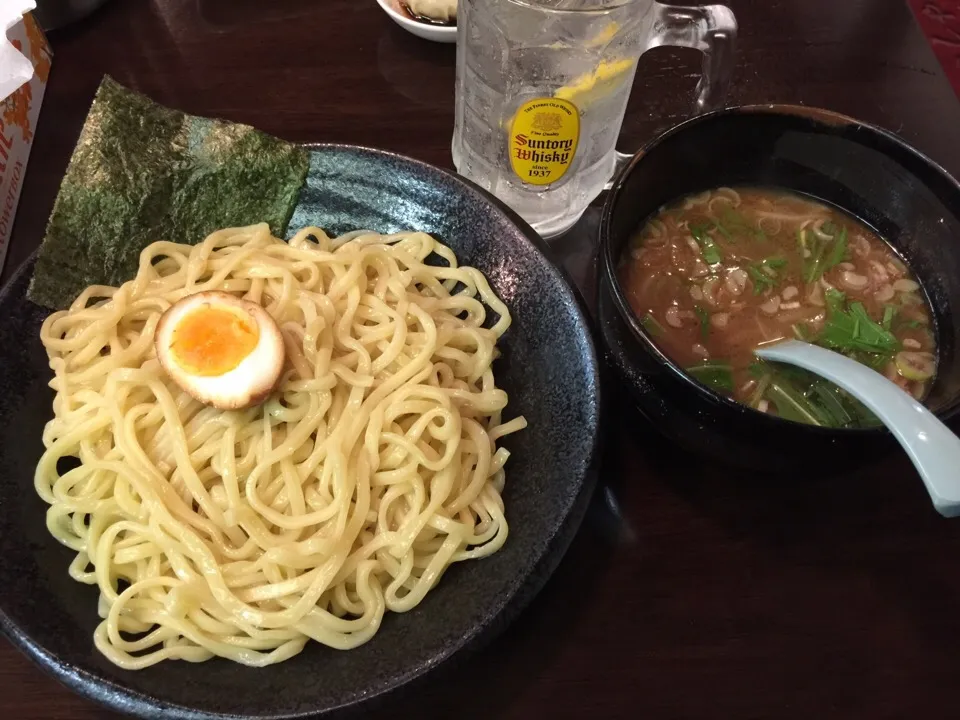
[{"left": 155, "top": 291, "right": 286, "bottom": 410}]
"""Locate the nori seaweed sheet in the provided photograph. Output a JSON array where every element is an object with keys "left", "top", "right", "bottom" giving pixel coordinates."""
[{"left": 28, "top": 76, "right": 310, "bottom": 309}]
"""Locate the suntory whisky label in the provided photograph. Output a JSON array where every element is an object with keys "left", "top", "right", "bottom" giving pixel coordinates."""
[{"left": 508, "top": 98, "right": 580, "bottom": 187}]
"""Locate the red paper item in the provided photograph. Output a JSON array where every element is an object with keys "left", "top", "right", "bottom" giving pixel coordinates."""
[{"left": 909, "top": 0, "right": 960, "bottom": 97}]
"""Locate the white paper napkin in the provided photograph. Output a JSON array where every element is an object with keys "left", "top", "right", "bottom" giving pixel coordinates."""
[{"left": 0, "top": 0, "right": 36, "bottom": 103}]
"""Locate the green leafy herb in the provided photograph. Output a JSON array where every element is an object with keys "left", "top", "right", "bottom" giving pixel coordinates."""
[
  {"left": 841, "top": 390, "right": 881, "bottom": 427},
  {"left": 818, "top": 289, "right": 900, "bottom": 355},
  {"left": 821, "top": 226, "right": 848, "bottom": 273},
  {"left": 825, "top": 287, "right": 846, "bottom": 313},
  {"left": 641, "top": 313, "right": 665, "bottom": 337},
  {"left": 772, "top": 361, "right": 817, "bottom": 386},
  {"left": 747, "top": 265, "right": 775, "bottom": 293},
  {"left": 690, "top": 224, "right": 722, "bottom": 265},
  {"left": 747, "top": 375, "right": 769, "bottom": 407},
  {"left": 901, "top": 319, "right": 924, "bottom": 329},
  {"left": 753, "top": 360, "right": 882, "bottom": 429},
  {"left": 802, "top": 224, "right": 848, "bottom": 284},
  {"left": 686, "top": 362, "right": 734, "bottom": 392},
  {"left": 747, "top": 256, "right": 786, "bottom": 294},
  {"left": 28, "top": 76, "right": 311, "bottom": 309},
  {"left": 803, "top": 242, "right": 827, "bottom": 283},
  {"left": 712, "top": 221, "right": 732, "bottom": 240},
  {"left": 881, "top": 304, "right": 897, "bottom": 331},
  {"left": 809, "top": 384, "right": 854, "bottom": 428},
  {"left": 848, "top": 350, "right": 894, "bottom": 372},
  {"left": 766, "top": 378, "right": 825, "bottom": 426},
  {"left": 748, "top": 361, "right": 768, "bottom": 379}
]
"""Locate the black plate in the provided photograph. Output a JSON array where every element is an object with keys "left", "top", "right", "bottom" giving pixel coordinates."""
[{"left": 0, "top": 145, "right": 601, "bottom": 718}]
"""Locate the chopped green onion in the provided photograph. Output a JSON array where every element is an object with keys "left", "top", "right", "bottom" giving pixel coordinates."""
[
  {"left": 763, "top": 256, "right": 788, "bottom": 269},
  {"left": 690, "top": 225, "right": 722, "bottom": 265}
]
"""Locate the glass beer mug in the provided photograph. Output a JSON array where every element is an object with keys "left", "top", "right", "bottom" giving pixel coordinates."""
[{"left": 452, "top": 0, "right": 737, "bottom": 238}]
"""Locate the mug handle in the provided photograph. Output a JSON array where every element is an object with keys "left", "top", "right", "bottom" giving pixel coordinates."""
[{"left": 608, "top": 3, "right": 737, "bottom": 184}]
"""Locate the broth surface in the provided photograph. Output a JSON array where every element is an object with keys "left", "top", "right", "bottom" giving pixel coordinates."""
[{"left": 619, "top": 187, "right": 936, "bottom": 427}]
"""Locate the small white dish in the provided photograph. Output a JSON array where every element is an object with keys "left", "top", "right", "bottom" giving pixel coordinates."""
[{"left": 376, "top": 0, "right": 457, "bottom": 44}]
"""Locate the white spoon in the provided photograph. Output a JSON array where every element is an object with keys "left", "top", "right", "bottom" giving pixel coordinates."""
[{"left": 754, "top": 339, "right": 960, "bottom": 518}]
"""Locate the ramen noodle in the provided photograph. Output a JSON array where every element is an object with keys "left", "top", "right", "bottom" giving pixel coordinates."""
[{"left": 35, "top": 223, "right": 526, "bottom": 668}]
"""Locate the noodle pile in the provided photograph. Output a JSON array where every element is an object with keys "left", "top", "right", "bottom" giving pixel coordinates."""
[{"left": 35, "top": 223, "right": 526, "bottom": 668}]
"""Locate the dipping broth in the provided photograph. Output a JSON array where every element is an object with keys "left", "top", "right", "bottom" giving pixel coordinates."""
[{"left": 618, "top": 187, "right": 937, "bottom": 428}]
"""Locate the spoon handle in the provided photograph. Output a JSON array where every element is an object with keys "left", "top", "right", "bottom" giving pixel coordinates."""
[{"left": 756, "top": 340, "right": 960, "bottom": 517}]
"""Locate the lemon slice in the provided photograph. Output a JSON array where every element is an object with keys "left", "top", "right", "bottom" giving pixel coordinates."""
[
  {"left": 500, "top": 56, "right": 634, "bottom": 131},
  {"left": 554, "top": 56, "right": 635, "bottom": 108},
  {"left": 585, "top": 21, "right": 620, "bottom": 48},
  {"left": 499, "top": 22, "right": 632, "bottom": 130}
]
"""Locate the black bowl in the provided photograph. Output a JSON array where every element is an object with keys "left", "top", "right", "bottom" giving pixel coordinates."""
[
  {"left": 0, "top": 145, "right": 601, "bottom": 718},
  {"left": 597, "top": 105, "right": 960, "bottom": 471}
]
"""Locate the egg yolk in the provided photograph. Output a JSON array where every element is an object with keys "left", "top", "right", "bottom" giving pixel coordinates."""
[{"left": 169, "top": 306, "right": 260, "bottom": 377}]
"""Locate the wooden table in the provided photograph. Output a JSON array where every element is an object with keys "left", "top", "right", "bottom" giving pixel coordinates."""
[{"left": 5, "top": 1, "right": 960, "bottom": 717}]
